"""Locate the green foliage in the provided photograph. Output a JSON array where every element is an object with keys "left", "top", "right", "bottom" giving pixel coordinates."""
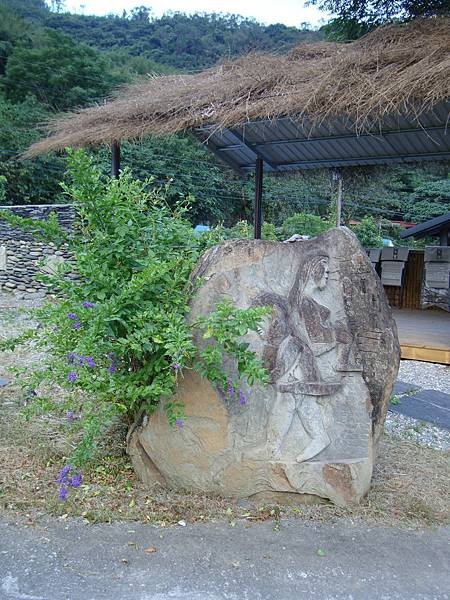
[
  {"left": 280, "top": 212, "right": 332, "bottom": 239},
  {"left": 92, "top": 135, "right": 246, "bottom": 226},
  {"left": 226, "top": 220, "right": 280, "bottom": 240},
  {"left": 404, "top": 178, "right": 450, "bottom": 222},
  {"left": 308, "top": 0, "right": 449, "bottom": 26},
  {"left": 0, "top": 175, "right": 6, "bottom": 202},
  {"left": 320, "top": 17, "right": 370, "bottom": 40},
  {"left": 43, "top": 10, "right": 321, "bottom": 71},
  {"left": 0, "top": 94, "right": 65, "bottom": 205},
  {"left": 0, "top": 4, "right": 31, "bottom": 75},
  {"left": 0, "top": 207, "right": 66, "bottom": 243},
  {"left": 3, "top": 28, "right": 128, "bottom": 110},
  {"left": 12, "top": 150, "right": 269, "bottom": 466},
  {"left": 351, "top": 216, "right": 384, "bottom": 247}
]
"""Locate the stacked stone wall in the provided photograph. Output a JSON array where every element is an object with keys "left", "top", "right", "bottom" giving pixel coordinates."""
[{"left": 0, "top": 205, "right": 74, "bottom": 297}]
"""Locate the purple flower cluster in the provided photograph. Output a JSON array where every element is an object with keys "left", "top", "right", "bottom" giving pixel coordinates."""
[
  {"left": 238, "top": 389, "right": 247, "bottom": 406},
  {"left": 67, "top": 313, "right": 81, "bottom": 329},
  {"left": 66, "top": 354, "right": 96, "bottom": 383},
  {"left": 66, "top": 410, "right": 75, "bottom": 421},
  {"left": 81, "top": 356, "right": 96, "bottom": 369},
  {"left": 83, "top": 301, "right": 94, "bottom": 309},
  {"left": 67, "top": 371, "right": 77, "bottom": 383},
  {"left": 171, "top": 362, "right": 181, "bottom": 371},
  {"left": 226, "top": 379, "right": 247, "bottom": 407},
  {"left": 107, "top": 352, "right": 117, "bottom": 374},
  {"left": 175, "top": 418, "right": 184, "bottom": 428},
  {"left": 57, "top": 465, "right": 83, "bottom": 501}
]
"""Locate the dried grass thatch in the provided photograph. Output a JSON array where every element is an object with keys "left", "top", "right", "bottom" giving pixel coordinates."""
[{"left": 25, "top": 18, "right": 450, "bottom": 158}]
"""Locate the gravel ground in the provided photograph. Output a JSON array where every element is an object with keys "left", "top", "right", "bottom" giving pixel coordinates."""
[
  {"left": 384, "top": 411, "right": 450, "bottom": 451},
  {"left": 392, "top": 359, "right": 450, "bottom": 451},
  {"left": 398, "top": 360, "right": 450, "bottom": 394}
]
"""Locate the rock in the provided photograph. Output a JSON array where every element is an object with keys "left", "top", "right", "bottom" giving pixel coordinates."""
[{"left": 128, "top": 228, "right": 400, "bottom": 506}]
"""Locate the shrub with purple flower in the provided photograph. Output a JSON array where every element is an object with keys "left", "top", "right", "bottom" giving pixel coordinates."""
[{"left": 9, "top": 150, "right": 269, "bottom": 480}]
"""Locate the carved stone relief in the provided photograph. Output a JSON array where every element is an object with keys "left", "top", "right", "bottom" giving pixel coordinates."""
[{"left": 128, "top": 228, "right": 400, "bottom": 506}]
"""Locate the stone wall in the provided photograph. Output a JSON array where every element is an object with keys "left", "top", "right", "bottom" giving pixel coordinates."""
[{"left": 0, "top": 205, "right": 74, "bottom": 297}]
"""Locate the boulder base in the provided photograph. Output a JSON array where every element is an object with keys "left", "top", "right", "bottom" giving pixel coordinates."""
[{"left": 128, "top": 228, "right": 400, "bottom": 506}]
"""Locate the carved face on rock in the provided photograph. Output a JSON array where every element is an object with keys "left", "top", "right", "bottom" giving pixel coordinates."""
[{"left": 311, "top": 257, "right": 330, "bottom": 291}]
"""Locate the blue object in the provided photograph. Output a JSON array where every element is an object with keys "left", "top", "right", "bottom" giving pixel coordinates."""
[
  {"left": 194, "top": 223, "right": 211, "bottom": 233},
  {"left": 194, "top": 224, "right": 210, "bottom": 234},
  {"left": 0, "top": 378, "right": 9, "bottom": 387}
]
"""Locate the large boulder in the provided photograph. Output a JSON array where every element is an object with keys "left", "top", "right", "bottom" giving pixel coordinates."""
[{"left": 128, "top": 228, "right": 400, "bottom": 506}]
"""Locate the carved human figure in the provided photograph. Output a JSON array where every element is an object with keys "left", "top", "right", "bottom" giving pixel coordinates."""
[
  {"left": 257, "top": 254, "right": 359, "bottom": 463},
  {"left": 294, "top": 256, "right": 361, "bottom": 373}
]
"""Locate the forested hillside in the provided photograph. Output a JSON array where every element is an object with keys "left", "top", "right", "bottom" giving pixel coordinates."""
[
  {"left": 3, "top": 0, "right": 321, "bottom": 70},
  {"left": 0, "top": 0, "right": 449, "bottom": 231}
]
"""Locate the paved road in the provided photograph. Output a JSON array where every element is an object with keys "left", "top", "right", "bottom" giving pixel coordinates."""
[{"left": 1, "top": 517, "right": 448, "bottom": 600}]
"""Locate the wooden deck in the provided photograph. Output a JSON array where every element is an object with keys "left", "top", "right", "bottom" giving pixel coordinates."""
[{"left": 392, "top": 308, "right": 450, "bottom": 365}]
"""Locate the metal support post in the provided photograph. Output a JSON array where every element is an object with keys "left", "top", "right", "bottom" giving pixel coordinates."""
[
  {"left": 111, "top": 140, "right": 121, "bottom": 178},
  {"left": 254, "top": 157, "right": 263, "bottom": 240}
]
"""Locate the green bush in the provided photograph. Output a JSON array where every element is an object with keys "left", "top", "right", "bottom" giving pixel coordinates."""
[
  {"left": 280, "top": 212, "right": 331, "bottom": 239},
  {"left": 226, "top": 220, "right": 280, "bottom": 240},
  {"left": 351, "top": 216, "right": 384, "bottom": 248},
  {"left": 7, "top": 150, "right": 269, "bottom": 469}
]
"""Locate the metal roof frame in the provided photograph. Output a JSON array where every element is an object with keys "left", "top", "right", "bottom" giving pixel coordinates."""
[
  {"left": 194, "top": 103, "right": 450, "bottom": 176},
  {"left": 192, "top": 103, "right": 450, "bottom": 238}
]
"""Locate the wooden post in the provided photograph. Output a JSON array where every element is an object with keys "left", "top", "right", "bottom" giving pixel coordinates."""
[
  {"left": 440, "top": 226, "right": 449, "bottom": 246},
  {"left": 111, "top": 140, "right": 121, "bottom": 178},
  {"left": 254, "top": 157, "right": 263, "bottom": 240}
]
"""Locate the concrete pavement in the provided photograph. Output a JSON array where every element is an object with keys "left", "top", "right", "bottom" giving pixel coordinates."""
[{"left": 1, "top": 517, "right": 449, "bottom": 600}]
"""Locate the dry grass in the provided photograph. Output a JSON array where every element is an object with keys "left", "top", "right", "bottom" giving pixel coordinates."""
[
  {"left": 1, "top": 379, "right": 448, "bottom": 529},
  {"left": 24, "top": 17, "right": 450, "bottom": 157}
]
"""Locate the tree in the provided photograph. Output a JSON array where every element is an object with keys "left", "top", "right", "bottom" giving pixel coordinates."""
[
  {"left": 320, "top": 17, "right": 370, "bottom": 41},
  {"left": 404, "top": 179, "right": 450, "bottom": 222},
  {"left": 0, "top": 5, "right": 31, "bottom": 75},
  {"left": 308, "top": 0, "right": 449, "bottom": 26},
  {"left": 0, "top": 94, "right": 65, "bottom": 205},
  {"left": 3, "top": 29, "right": 127, "bottom": 110}
]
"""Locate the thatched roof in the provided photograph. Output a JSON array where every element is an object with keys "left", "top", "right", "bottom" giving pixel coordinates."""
[{"left": 25, "top": 18, "right": 450, "bottom": 158}]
